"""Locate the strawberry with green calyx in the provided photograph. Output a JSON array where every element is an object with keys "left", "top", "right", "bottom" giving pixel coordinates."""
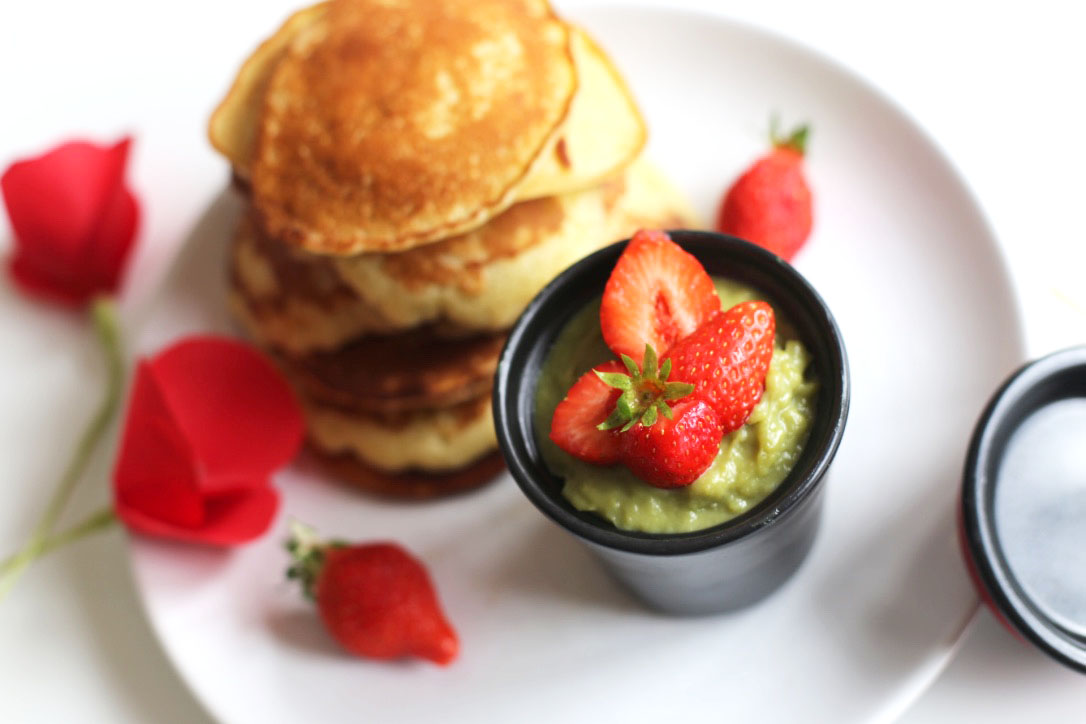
[
  {"left": 592, "top": 344, "right": 721, "bottom": 488},
  {"left": 669, "top": 301, "right": 776, "bottom": 433},
  {"left": 716, "top": 119, "right": 813, "bottom": 261},
  {"left": 286, "top": 521, "right": 459, "bottom": 665},
  {"left": 600, "top": 229, "right": 720, "bottom": 364},
  {"left": 619, "top": 397, "right": 724, "bottom": 488},
  {"left": 770, "top": 116, "right": 809, "bottom": 155},
  {"left": 594, "top": 344, "right": 695, "bottom": 433}
]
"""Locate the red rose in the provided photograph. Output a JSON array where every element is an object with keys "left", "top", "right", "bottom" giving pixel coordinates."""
[
  {"left": 113, "top": 336, "right": 304, "bottom": 545},
  {"left": 0, "top": 141, "right": 307, "bottom": 599},
  {"left": 2, "top": 137, "right": 139, "bottom": 307}
]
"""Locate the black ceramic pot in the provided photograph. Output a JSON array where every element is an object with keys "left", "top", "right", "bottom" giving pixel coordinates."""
[
  {"left": 493, "top": 231, "right": 849, "bottom": 615},
  {"left": 960, "top": 345, "right": 1086, "bottom": 672}
]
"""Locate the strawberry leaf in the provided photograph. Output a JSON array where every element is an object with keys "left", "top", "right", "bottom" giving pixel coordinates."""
[
  {"left": 597, "top": 406, "right": 630, "bottom": 432},
  {"left": 285, "top": 520, "right": 330, "bottom": 601},
  {"left": 592, "top": 344, "right": 694, "bottom": 432},
  {"left": 664, "top": 381, "right": 695, "bottom": 399},
  {"left": 642, "top": 344, "right": 658, "bottom": 379},
  {"left": 770, "top": 115, "right": 810, "bottom": 155},
  {"left": 595, "top": 370, "right": 634, "bottom": 390}
]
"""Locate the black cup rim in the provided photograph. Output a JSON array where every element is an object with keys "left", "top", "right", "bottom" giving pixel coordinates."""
[
  {"left": 493, "top": 230, "right": 850, "bottom": 556},
  {"left": 961, "top": 345, "right": 1086, "bottom": 673}
]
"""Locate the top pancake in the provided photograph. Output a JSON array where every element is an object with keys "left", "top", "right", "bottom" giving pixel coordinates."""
[
  {"left": 210, "top": 1, "right": 648, "bottom": 255},
  {"left": 249, "top": 0, "right": 576, "bottom": 255}
]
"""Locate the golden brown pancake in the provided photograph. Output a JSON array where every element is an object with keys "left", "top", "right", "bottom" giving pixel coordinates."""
[
  {"left": 275, "top": 328, "right": 506, "bottom": 414},
  {"left": 209, "top": 10, "right": 647, "bottom": 242},
  {"left": 332, "top": 156, "right": 700, "bottom": 332},
  {"left": 303, "top": 393, "right": 498, "bottom": 474},
  {"left": 515, "top": 26, "right": 646, "bottom": 199},
  {"left": 305, "top": 446, "right": 504, "bottom": 499},
  {"left": 231, "top": 157, "right": 696, "bottom": 349},
  {"left": 208, "top": 3, "right": 326, "bottom": 181},
  {"left": 251, "top": 0, "right": 577, "bottom": 254},
  {"left": 228, "top": 213, "right": 408, "bottom": 353}
]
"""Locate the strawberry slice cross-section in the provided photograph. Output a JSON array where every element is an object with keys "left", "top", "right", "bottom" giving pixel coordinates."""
[
  {"left": 549, "top": 360, "right": 627, "bottom": 465},
  {"left": 600, "top": 229, "right": 719, "bottom": 365}
]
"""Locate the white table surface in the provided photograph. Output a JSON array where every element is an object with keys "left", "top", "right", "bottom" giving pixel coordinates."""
[{"left": 1, "top": 0, "right": 1084, "bottom": 721}]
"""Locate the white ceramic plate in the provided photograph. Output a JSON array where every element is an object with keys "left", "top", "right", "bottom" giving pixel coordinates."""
[{"left": 128, "top": 5, "right": 1025, "bottom": 723}]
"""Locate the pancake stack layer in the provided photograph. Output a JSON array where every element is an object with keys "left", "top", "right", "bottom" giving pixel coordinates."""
[{"left": 211, "top": 0, "right": 697, "bottom": 497}]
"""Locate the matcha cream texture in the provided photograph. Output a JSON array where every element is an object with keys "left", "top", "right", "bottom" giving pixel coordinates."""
[{"left": 533, "top": 280, "right": 818, "bottom": 534}]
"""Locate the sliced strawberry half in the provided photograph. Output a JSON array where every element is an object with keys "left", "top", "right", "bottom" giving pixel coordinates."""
[
  {"left": 600, "top": 229, "right": 719, "bottom": 364},
  {"left": 549, "top": 360, "right": 626, "bottom": 465}
]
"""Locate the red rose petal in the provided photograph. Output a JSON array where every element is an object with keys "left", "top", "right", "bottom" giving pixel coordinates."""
[
  {"left": 119, "top": 486, "right": 280, "bottom": 546},
  {"left": 4, "top": 139, "right": 129, "bottom": 251},
  {"left": 2, "top": 137, "right": 138, "bottom": 306},
  {"left": 79, "top": 184, "right": 138, "bottom": 298},
  {"left": 148, "top": 337, "right": 304, "bottom": 494},
  {"left": 113, "top": 363, "right": 205, "bottom": 528},
  {"left": 112, "top": 336, "right": 304, "bottom": 546},
  {"left": 198, "top": 486, "right": 281, "bottom": 545}
]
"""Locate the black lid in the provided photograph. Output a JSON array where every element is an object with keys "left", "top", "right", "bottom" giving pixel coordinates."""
[{"left": 961, "top": 345, "right": 1086, "bottom": 673}]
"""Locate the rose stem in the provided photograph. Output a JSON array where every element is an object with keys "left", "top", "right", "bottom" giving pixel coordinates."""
[
  {"left": 0, "top": 298, "right": 124, "bottom": 600},
  {"left": 0, "top": 509, "right": 117, "bottom": 577}
]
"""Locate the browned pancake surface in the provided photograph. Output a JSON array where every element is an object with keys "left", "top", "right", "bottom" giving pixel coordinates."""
[
  {"left": 235, "top": 212, "right": 356, "bottom": 313},
  {"left": 279, "top": 328, "right": 506, "bottom": 413},
  {"left": 228, "top": 212, "right": 409, "bottom": 353},
  {"left": 330, "top": 156, "right": 701, "bottom": 332},
  {"left": 304, "top": 447, "right": 505, "bottom": 499},
  {"left": 208, "top": 4, "right": 326, "bottom": 179},
  {"left": 252, "top": 0, "right": 576, "bottom": 254},
  {"left": 374, "top": 192, "right": 568, "bottom": 295},
  {"left": 300, "top": 392, "right": 500, "bottom": 489}
]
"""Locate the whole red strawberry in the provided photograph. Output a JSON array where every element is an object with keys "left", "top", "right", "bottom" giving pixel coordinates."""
[
  {"left": 620, "top": 397, "right": 723, "bottom": 488},
  {"left": 286, "top": 523, "right": 458, "bottom": 665},
  {"left": 550, "top": 360, "right": 626, "bottom": 465},
  {"left": 586, "top": 344, "right": 716, "bottom": 487},
  {"left": 716, "top": 122, "right": 813, "bottom": 261},
  {"left": 600, "top": 229, "right": 720, "bottom": 364},
  {"left": 666, "top": 301, "right": 775, "bottom": 433}
]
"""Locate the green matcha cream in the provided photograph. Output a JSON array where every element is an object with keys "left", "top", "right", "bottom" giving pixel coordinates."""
[{"left": 533, "top": 280, "right": 818, "bottom": 534}]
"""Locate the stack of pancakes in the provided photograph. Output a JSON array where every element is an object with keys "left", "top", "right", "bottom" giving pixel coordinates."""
[{"left": 209, "top": 0, "right": 697, "bottom": 498}]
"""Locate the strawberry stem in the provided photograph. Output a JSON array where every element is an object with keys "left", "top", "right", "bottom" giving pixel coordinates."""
[
  {"left": 596, "top": 344, "right": 694, "bottom": 432},
  {"left": 770, "top": 115, "right": 810, "bottom": 155},
  {"left": 286, "top": 520, "right": 346, "bottom": 601}
]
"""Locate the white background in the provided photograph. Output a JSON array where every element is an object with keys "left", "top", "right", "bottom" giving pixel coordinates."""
[{"left": 1, "top": 0, "right": 1085, "bottom": 721}]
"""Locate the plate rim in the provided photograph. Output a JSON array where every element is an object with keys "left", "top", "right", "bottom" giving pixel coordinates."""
[{"left": 126, "top": 3, "right": 1030, "bottom": 722}]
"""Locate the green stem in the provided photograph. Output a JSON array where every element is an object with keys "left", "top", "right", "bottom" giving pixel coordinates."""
[
  {"left": 37, "top": 508, "right": 118, "bottom": 558},
  {"left": 0, "top": 297, "right": 124, "bottom": 601},
  {"left": 0, "top": 509, "right": 118, "bottom": 581}
]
